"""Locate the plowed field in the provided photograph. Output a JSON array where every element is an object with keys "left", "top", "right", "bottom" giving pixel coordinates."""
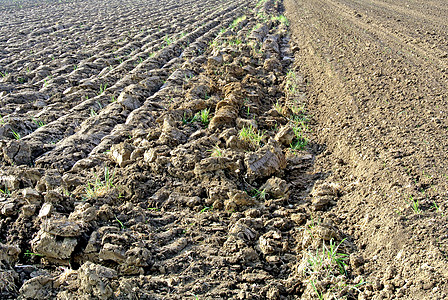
[{"left": 0, "top": 0, "right": 447, "bottom": 299}]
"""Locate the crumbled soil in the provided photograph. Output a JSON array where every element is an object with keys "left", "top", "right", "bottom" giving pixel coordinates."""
[{"left": 0, "top": 0, "right": 447, "bottom": 299}]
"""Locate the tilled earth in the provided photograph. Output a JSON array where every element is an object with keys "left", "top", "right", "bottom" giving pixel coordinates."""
[
  {"left": 0, "top": 0, "right": 447, "bottom": 299},
  {"left": 285, "top": 0, "right": 448, "bottom": 298}
]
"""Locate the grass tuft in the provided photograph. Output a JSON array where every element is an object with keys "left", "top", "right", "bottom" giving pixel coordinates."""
[
  {"left": 199, "top": 108, "right": 210, "bottom": 126},
  {"left": 271, "top": 15, "right": 289, "bottom": 26},
  {"left": 230, "top": 15, "right": 246, "bottom": 29},
  {"left": 31, "top": 117, "right": 45, "bottom": 128},
  {"left": 239, "top": 125, "right": 264, "bottom": 149},
  {"left": 0, "top": 186, "right": 11, "bottom": 196},
  {"left": 10, "top": 129, "right": 21, "bottom": 140},
  {"left": 208, "top": 145, "right": 223, "bottom": 157},
  {"left": 84, "top": 167, "right": 116, "bottom": 199}
]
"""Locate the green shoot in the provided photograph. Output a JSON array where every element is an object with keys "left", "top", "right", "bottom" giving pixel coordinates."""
[
  {"left": 273, "top": 101, "right": 283, "bottom": 114},
  {"left": 10, "top": 129, "right": 21, "bottom": 140},
  {"left": 248, "top": 188, "right": 267, "bottom": 200},
  {"left": 98, "top": 83, "right": 107, "bottom": 95},
  {"left": 408, "top": 195, "right": 421, "bottom": 214},
  {"left": 271, "top": 15, "right": 289, "bottom": 26},
  {"left": 24, "top": 250, "right": 43, "bottom": 257},
  {"left": 311, "top": 280, "right": 324, "bottom": 300},
  {"left": 433, "top": 201, "right": 443, "bottom": 216},
  {"left": 199, "top": 108, "right": 210, "bottom": 126},
  {"left": 229, "top": 39, "right": 242, "bottom": 46},
  {"left": 31, "top": 117, "right": 45, "bottom": 128},
  {"left": 90, "top": 108, "right": 98, "bottom": 117},
  {"left": 290, "top": 122, "right": 308, "bottom": 150},
  {"left": 239, "top": 125, "right": 264, "bottom": 149},
  {"left": 0, "top": 186, "right": 11, "bottom": 195},
  {"left": 164, "top": 36, "right": 173, "bottom": 46},
  {"left": 115, "top": 216, "right": 126, "bottom": 230},
  {"left": 230, "top": 15, "right": 246, "bottom": 29},
  {"left": 84, "top": 167, "right": 116, "bottom": 199},
  {"left": 208, "top": 145, "right": 223, "bottom": 157},
  {"left": 200, "top": 206, "right": 212, "bottom": 213},
  {"left": 305, "top": 239, "right": 349, "bottom": 277},
  {"left": 182, "top": 112, "right": 198, "bottom": 124}
]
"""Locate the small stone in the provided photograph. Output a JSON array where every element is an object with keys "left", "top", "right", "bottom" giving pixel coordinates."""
[
  {"left": 158, "top": 116, "right": 186, "bottom": 146},
  {"left": 38, "top": 203, "right": 53, "bottom": 218},
  {"left": 312, "top": 195, "right": 332, "bottom": 210},
  {"left": 226, "top": 135, "right": 240, "bottom": 149},
  {"left": 1, "top": 202, "right": 15, "bottom": 216},
  {"left": 99, "top": 243, "right": 126, "bottom": 263},
  {"left": 267, "top": 286, "right": 280, "bottom": 299},
  {"left": 62, "top": 173, "right": 83, "bottom": 189},
  {"left": 19, "top": 275, "right": 53, "bottom": 299},
  {"left": 274, "top": 125, "right": 295, "bottom": 146},
  {"left": 350, "top": 254, "right": 365, "bottom": 268},
  {"left": 22, "top": 188, "right": 43, "bottom": 204},
  {"left": 69, "top": 203, "right": 96, "bottom": 222},
  {"left": 311, "top": 181, "right": 341, "bottom": 197},
  {"left": 31, "top": 230, "right": 77, "bottom": 259},
  {"left": 265, "top": 255, "right": 281, "bottom": 263},
  {"left": 208, "top": 55, "right": 223, "bottom": 68},
  {"left": 229, "top": 221, "right": 258, "bottom": 241},
  {"left": 290, "top": 213, "right": 306, "bottom": 225},
  {"left": 314, "top": 224, "right": 338, "bottom": 241},
  {"left": 0, "top": 243, "right": 20, "bottom": 265},
  {"left": 258, "top": 231, "right": 282, "bottom": 255},
  {"left": 3, "top": 140, "right": 31, "bottom": 165},
  {"left": 110, "top": 142, "right": 135, "bottom": 167},
  {"left": 225, "top": 190, "right": 256, "bottom": 211},
  {"left": 130, "top": 147, "right": 144, "bottom": 160},
  {"left": 261, "top": 177, "right": 289, "bottom": 198},
  {"left": 78, "top": 262, "right": 117, "bottom": 299},
  {"left": 244, "top": 141, "right": 286, "bottom": 182},
  {"left": 41, "top": 217, "right": 84, "bottom": 237},
  {"left": 143, "top": 148, "right": 157, "bottom": 163},
  {"left": 259, "top": 236, "right": 275, "bottom": 255},
  {"left": 194, "top": 157, "right": 238, "bottom": 176},
  {"left": 22, "top": 204, "right": 37, "bottom": 217},
  {"left": 36, "top": 170, "right": 62, "bottom": 192},
  {"left": 236, "top": 118, "right": 257, "bottom": 130}
]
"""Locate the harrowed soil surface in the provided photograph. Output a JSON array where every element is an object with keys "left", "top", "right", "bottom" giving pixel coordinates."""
[{"left": 285, "top": 0, "right": 448, "bottom": 298}]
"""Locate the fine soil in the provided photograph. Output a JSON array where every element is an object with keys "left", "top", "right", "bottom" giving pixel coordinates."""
[
  {"left": 0, "top": 0, "right": 447, "bottom": 299},
  {"left": 285, "top": 0, "right": 448, "bottom": 298}
]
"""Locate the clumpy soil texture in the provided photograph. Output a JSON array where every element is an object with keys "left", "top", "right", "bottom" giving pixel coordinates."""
[{"left": 0, "top": 0, "right": 446, "bottom": 299}]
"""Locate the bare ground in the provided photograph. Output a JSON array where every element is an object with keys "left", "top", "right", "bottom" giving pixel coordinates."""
[
  {"left": 0, "top": 0, "right": 447, "bottom": 299},
  {"left": 285, "top": 0, "right": 448, "bottom": 298}
]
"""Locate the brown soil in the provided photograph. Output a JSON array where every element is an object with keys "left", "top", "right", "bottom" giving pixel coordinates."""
[
  {"left": 285, "top": 0, "right": 448, "bottom": 298},
  {"left": 0, "top": 0, "right": 447, "bottom": 299}
]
